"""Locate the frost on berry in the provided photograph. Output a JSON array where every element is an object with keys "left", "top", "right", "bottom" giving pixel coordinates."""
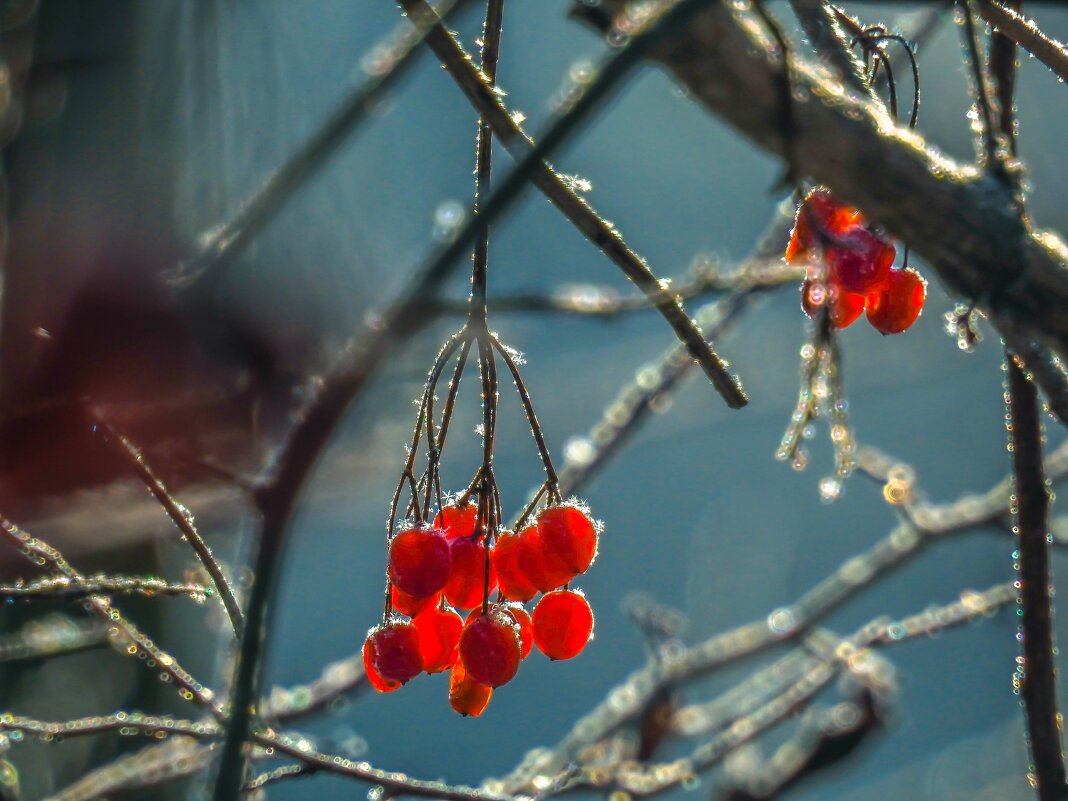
[
  {"left": 413, "top": 605, "right": 463, "bottom": 673},
  {"left": 444, "top": 535, "right": 497, "bottom": 610},
  {"left": 363, "top": 634, "right": 400, "bottom": 694},
  {"left": 502, "top": 602, "right": 533, "bottom": 660},
  {"left": 533, "top": 589, "right": 594, "bottom": 661},
  {"left": 387, "top": 526, "right": 451, "bottom": 599},
  {"left": 493, "top": 528, "right": 539, "bottom": 602},
  {"left": 459, "top": 607, "right": 522, "bottom": 687},
  {"left": 367, "top": 618, "right": 424, "bottom": 684},
  {"left": 866, "top": 267, "right": 927, "bottom": 334},
  {"left": 537, "top": 503, "right": 600, "bottom": 578},
  {"left": 449, "top": 661, "right": 492, "bottom": 717},
  {"left": 434, "top": 503, "right": 478, "bottom": 540}
]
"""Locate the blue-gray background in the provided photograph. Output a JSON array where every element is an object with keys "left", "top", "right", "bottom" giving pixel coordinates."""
[{"left": 6, "top": 2, "right": 1068, "bottom": 800}]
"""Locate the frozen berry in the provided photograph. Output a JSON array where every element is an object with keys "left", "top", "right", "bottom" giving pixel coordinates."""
[
  {"left": 533, "top": 590, "right": 594, "bottom": 661},
  {"left": 414, "top": 605, "right": 463, "bottom": 673},
  {"left": 363, "top": 633, "right": 400, "bottom": 693},
  {"left": 444, "top": 536, "right": 497, "bottom": 610},
  {"left": 367, "top": 618, "right": 424, "bottom": 684},
  {"left": 435, "top": 503, "right": 478, "bottom": 540},
  {"left": 493, "top": 529, "right": 539, "bottom": 602},
  {"left": 800, "top": 279, "right": 865, "bottom": 329},
  {"left": 517, "top": 525, "right": 572, "bottom": 593},
  {"left": 448, "top": 661, "right": 492, "bottom": 717},
  {"left": 826, "top": 228, "right": 895, "bottom": 295},
  {"left": 388, "top": 526, "right": 451, "bottom": 599},
  {"left": 503, "top": 603, "right": 533, "bottom": 659},
  {"left": 785, "top": 188, "right": 864, "bottom": 265},
  {"left": 866, "top": 267, "right": 926, "bottom": 334},
  {"left": 392, "top": 585, "right": 438, "bottom": 618},
  {"left": 459, "top": 608, "right": 521, "bottom": 687},
  {"left": 537, "top": 505, "right": 598, "bottom": 577}
]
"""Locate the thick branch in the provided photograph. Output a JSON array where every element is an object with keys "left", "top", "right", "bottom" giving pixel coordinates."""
[{"left": 572, "top": 1, "right": 1068, "bottom": 371}]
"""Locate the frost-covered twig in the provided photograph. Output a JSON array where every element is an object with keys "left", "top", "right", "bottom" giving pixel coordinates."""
[
  {"left": 979, "top": 0, "right": 1068, "bottom": 85},
  {"left": 0, "top": 575, "right": 212, "bottom": 603}
]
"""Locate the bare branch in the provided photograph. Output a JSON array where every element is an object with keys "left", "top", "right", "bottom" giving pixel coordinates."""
[
  {"left": 0, "top": 575, "right": 212, "bottom": 603},
  {"left": 979, "top": 0, "right": 1068, "bottom": 85},
  {"left": 0, "top": 713, "right": 219, "bottom": 741}
]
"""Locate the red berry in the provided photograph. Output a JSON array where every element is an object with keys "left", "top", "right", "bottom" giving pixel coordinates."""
[
  {"left": 502, "top": 603, "right": 533, "bottom": 660},
  {"left": 434, "top": 503, "right": 478, "bottom": 540},
  {"left": 459, "top": 608, "right": 521, "bottom": 687},
  {"left": 800, "top": 279, "right": 865, "bottom": 329},
  {"left": 785, "top": 188, "right": 864, "bottom": 265},
  {"left": 444, "top": 536, "right": 497, "bottom": 610},
  {"left": 367, "top": 618, "right": 424, "bottom": 684},
  {"left": 414, "top": 605, "right": 463, "bottom": 673},
  {"left": 826, "top": 228, "right": 895, "bottom": 295},
  {"left": 363, "top": 634, "right": 400, "bottom": 694},
  {"left": 388, "top": 527, "right": 451, "bottom": 599},
  {"left": 537, "top": 505, "right": 599, "bottom": 577},
  {"left": 391, "top": 585, "right": 439, "bottom": 618},
  {"left": 866, "top": 267, "right": 927, "bottom": 334},
  {"left": 448, "top": 661, "right": 492, "bottom": 717},
  {"left": 493, "top": 529, "right": 539, "bottom": 602},
  {"left": 517, "top": 525, "right": 572, "bottom": 593},
  {"left": 533, "top": 590, "right": 594, "bottom": 661}
]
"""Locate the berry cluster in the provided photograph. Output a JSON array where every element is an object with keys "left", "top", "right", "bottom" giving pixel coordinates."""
[
  {"left": 363, "top": 501, "right": 599, "bottom": 715},
  {"left": 786, "top": 187, "right": 926, "bottom": 334}
]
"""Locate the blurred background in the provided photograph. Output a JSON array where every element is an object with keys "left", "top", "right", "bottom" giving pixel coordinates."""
[{"left": 2, "top": 1, "right": 1068, "bottom": 799}]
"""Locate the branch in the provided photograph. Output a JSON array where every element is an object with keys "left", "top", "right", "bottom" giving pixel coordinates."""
[
  {"left": 394, "top": 0, "right": 747, "bottom": 410},
  {"left": 979, "top": 0, "right": 1068, "bottom": 85},
  {"left": 95, "top": 420, "right": 244, "bottom": 637},
  {"left": 0, "top": 713, "right": 218, "bottom": 741},
  {"left": 572, "top": 0, "right": 1068, "bottom": 395},
  {"left": 0, "top": 575, "right": 212, "bottom": 603}
]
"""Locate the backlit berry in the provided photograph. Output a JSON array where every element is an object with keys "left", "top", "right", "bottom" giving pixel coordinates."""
[
  {"left": 517, "top": 524, "right": 572, "bottom": 593},
  {"left": 533, "top": 590, "right": 594, "bottom": 661},
  {"left": 363, "top": 634, "right": 400, "bottom": 693},
  {"left": 785, "top": 188, "right": 864, "bottom": 265},
  {"left": 434, "top": 503, "right": 478, "bottom": 540},
  {"left": 367, "top": 618, "right": 424, "bottom": 684},
  {"left": 388, "top": 526, "right": 451, "bottom": 599},
  {"left": 800, "top": 279, "right": 865, "bottom": 329},
  {"left": 537, "top": 505, "right": 599, "bottom": 577},
  {"left": 493, "top": 529, "right": 539, "bottom": 602},
  {"left": 448, "top": 661, "right": 492, "bottom": 717},
  {"left": 444, "top": 536, "right": 496, "bottom": 610},
  {"left": 866, "top": 267, "right": 926, "bottom": 334},
  {"left": 391, "top": 585, "right": 438, "bottom": 618},
  {"left": 826, "top": 228, "right": 895, "bottom": 295},
  {"left": 503, "top": 603, "right": 533, "bottom": 659},
  {"left": 414, "top": 605, "right": 463, "bottom": 673},
  {"left": 459, "top": 608, "right": 521, "bottom": 687}
]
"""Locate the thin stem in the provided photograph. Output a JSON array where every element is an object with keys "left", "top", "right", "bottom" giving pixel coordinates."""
[
  {"left": 424, "top": 337, "right": 474, "bottom": 513},
  {"left": 1008, "top": 356, "right": 1068, "bottom": 799},
  {"left": 94, "top": 419, "right": 244, "bottom": 637},
  {"left": 979, "top": 0, "right": 1068, "bottom": 85},
  {"left": 395, "top": 0, "right": 748, "bottom": 410},
  {"left": 960, "top": 0, "right": 1000, "bottom": 165}
]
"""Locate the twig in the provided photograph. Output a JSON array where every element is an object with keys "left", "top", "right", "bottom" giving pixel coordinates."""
[
  {"left": 0, "top": 713, "right": 219, "bottom": 741},
  {"left": 0, "top": 575, "right": 212, "bottom": 603},
  {"left": 395, "top": 0, "right": 747, "bottom": 410},
  {"left": 170, "top": 0, "right": 476, "bottom": 296},
  {"left": 1008, "top": 356, "right": 1068, "bottom": 799},
  {"left": 243, "top": 763, "right": 317, "bottom": 793},
  {"left": 959, "top": 0, "right": 1001, "bottom": 166},
  {"left": 979, "top": 0, "right": 1068, "bottom": 85},
  {"left": 790, "top": 0, "right": 873, "bottom": 96},
  {"left": 95, "top": 420, "right": 244, "bottom": 636}
]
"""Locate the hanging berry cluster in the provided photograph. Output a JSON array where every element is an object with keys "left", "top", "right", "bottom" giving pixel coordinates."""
[
  {"left": 361, "top": 0, "right": 600, "bottom": 714},
  {"left": 777, "top": 25, "right": 926, "bottom": 501}
]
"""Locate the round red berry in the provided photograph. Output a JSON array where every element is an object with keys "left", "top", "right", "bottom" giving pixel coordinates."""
[
  {"left": 367, "top": 619, "right": 424, "bottom": 684},
  {"left": 434, "top": 503, "right": 478, "bottom": 540},
  {"left": 866, "top": 267, "right": 926, "bottom": 334},
  {"left": 444, "top": 535, "right": 497, "bottom": 610},
  {"left": 413, "top": 605, "right": 463, "bottom": 673},
  {"left": 785, "top": 188, "right": 864, "bottom": 265},
  {"left": 826, "top": 228, "right": 895, "bottom": 295},
  {"left": 388, "top": 526, "right": 451, "bottom": 599},
  {"left": 362, "top": 634, "right": 400, "bottom": 694},
  {"left": 533, "top": 590, "right": 594, "bottom": 661},
  {"left": 459, "top": 608, "right": 521, "bottom": 687},
  {"left": 448, "top": 661, "right": 492, "bottom": 717},
  {"left": 517, "top": 524, "right": 572, "bottom": 593},
  {"left": 391, "top": 585, "right": 439, "bottom": 618},
  {"left": 493, "top": 529, "right": 539, "bottom": 602},
  {"left": 800, "top": 279, "right": 865, "bottom": 329},
  {"left": 502, "top": 603, "right": 533, "bottom": 660},
  {"left": 537, "top": 505, "right": 599, "bottom": 577}
]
